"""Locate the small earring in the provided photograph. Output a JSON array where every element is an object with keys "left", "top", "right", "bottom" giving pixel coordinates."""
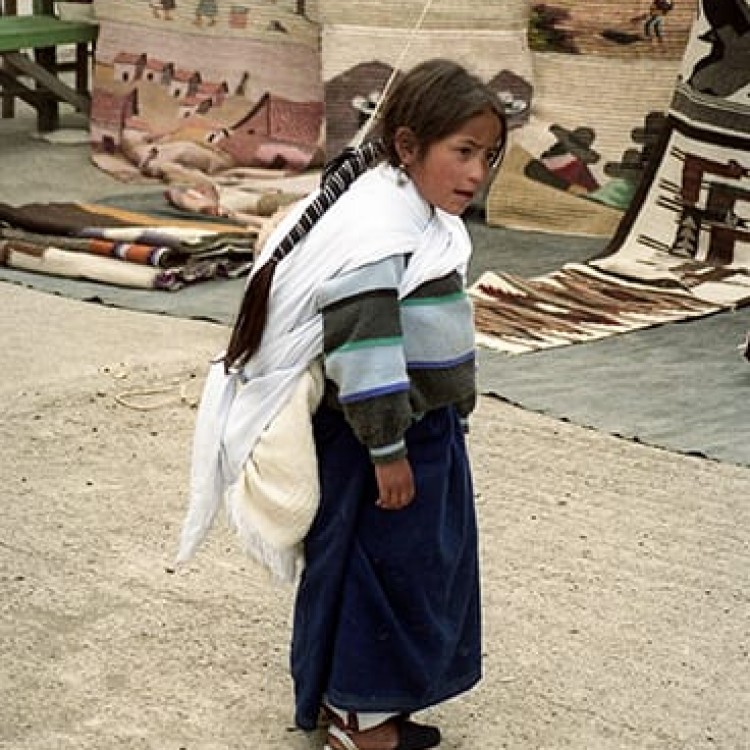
[{"left": 396, "top": 163, "right": 409, "bottom": 186}]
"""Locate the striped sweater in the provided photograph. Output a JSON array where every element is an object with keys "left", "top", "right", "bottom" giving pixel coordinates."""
[{"left": 319, "top": 253, "right": 476, "bottom": 463}]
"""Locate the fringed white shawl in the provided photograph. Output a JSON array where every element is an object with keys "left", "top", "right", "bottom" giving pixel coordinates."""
[{"left": 176, "top": 164, "right": 472, "bottom": 581}]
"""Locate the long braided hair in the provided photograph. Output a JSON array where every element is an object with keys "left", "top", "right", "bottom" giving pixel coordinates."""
[
  {"left": 222, "top": 140, "right": 384, "bottom": 372},
  {"left": 222, "top": 59, "right": 507, "bottom": 373}
]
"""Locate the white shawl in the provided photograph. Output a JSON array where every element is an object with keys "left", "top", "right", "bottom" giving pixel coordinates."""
[{"left": 176, "top": 164, "right": 472, "bottom": 572}]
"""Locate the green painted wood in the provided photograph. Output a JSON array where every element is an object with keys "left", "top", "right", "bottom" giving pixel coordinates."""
[
  {"left": 0, "top": 0, "right": 97, "bottom": 130},
  {"left": 0, "top": 16, "right": 97, "bottom": 52}
]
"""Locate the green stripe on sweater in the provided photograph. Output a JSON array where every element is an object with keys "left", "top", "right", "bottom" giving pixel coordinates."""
[
  {"left": 401, "top": 291, "right": 466, "bottom": 306},
  {"left": 334, "top": 336, "right": 403, "bottom": 353}
]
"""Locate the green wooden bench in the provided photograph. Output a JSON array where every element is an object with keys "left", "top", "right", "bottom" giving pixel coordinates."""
[{"left": 0, "top": 0, "right": 98, "bottom": 131}]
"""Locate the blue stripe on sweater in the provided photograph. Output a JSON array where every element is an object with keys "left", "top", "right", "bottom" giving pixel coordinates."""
[
  {"left": 338, "top": 381, "right": 411, "bottom": 404},
  {"left": 408, "top": 350, "right": 476, "bottom": 370},
  {"left": 326, "top": 343, "right": 409, "bottom": 402}
]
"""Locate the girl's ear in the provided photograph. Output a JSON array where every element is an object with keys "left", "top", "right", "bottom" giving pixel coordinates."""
[{"left": 394, "top": 126, "right": 418, "bottom": 166}]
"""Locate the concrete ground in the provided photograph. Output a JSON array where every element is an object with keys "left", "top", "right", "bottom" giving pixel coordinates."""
[{"left": 1, "top": 105, "right": 749, "bottom": 750}]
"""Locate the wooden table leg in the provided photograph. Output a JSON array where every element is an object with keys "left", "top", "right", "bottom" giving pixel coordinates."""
[
  {"left": 1, "top": 59, "right": 15, "bottom": 118},
  {"left": 32, "top": 46, "right": 59, "bottom": 131},
  {"left": 1, "top": 0, "right": 19, "bottom": 117},
  {"left": 74, "top": 41, "right": 88, "bottom": 97}
]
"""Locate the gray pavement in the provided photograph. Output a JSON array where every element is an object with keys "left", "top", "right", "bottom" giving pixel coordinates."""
[{"left": 1, "top": 276, "right": 749, "bottom": 750}]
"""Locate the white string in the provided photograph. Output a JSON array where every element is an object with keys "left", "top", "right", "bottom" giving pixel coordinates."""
[{"left": 350, "top": 0, "right": 437, "bottom": 147}]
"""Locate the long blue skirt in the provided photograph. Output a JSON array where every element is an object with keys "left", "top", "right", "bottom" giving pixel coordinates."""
[{"left": 291, "top": 404, "right": 481, "bottom": 730}]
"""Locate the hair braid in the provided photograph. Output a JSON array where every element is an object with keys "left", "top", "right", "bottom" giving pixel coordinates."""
[{"left": 223, "top": 140, "right": 384, "bottom": 372}]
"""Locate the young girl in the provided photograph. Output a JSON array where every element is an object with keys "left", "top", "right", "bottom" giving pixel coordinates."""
[{"left": 181, "top": 59, "right": 506, "bottom": 750}]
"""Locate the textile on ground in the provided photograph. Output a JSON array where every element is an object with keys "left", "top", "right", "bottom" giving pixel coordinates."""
[{"left": 0, "top": 200, "right": 254, "bottom": 290}]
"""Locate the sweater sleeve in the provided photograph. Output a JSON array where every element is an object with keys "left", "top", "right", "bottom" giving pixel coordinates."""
[{"left": 318, "top": 255, "right": 413, "bottom": 463}]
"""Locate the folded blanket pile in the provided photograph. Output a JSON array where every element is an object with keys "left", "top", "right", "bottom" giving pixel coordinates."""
[{"left": 0, "top": 199, "right": 256, "bottom": 290}]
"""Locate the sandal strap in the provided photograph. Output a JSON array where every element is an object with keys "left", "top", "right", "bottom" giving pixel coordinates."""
[
  {"left": 324, "top": 716, "right": 441, "bottom": 750},
  {"left": 327, "top": 724, "right": 361, "bottom": 750}
]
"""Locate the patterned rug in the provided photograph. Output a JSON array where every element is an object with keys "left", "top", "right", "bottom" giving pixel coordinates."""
[
  {"left": 471, "top": 263, "right": 721, "bottom": 354},
  {"left": 319, "top": 0, "right": 531, "bottom": 159},
  {"left": 89, "top": 0, "right": 324, "bottom": 184},
  {"left": 471, "top": 0, "right": 750, "bottom": 354},
  {"left": 486, "top": 0, "right": 695, "bottom": 237},
  {"left": 0, "top": 200, "right": 254, "bottom": 290}
]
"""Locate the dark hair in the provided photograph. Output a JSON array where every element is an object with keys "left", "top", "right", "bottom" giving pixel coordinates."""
[
  {"left": 378, "top": 58, "right": 507, "bottom": 168},
  {"left": 223, "top": 58, "right": 506, "bottom": 372}
]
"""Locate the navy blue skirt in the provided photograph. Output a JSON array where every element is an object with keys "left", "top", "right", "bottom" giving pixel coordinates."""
[{"left": 291, "top": 404, "right": 481, "bottom": 730}]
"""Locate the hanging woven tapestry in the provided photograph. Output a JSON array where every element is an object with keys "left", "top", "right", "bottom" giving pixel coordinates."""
[
  {"left": 89, "top": 0, "right": 325, "bottom": 184},
  {"left": 486, "top": 0, "right": 697, "bottom": 237},
  {"left": 318, "top": 0, "right": 533, "bottom": 161},
  {"left": 471, "top": 0, "right": 750, "bottom": 354}
]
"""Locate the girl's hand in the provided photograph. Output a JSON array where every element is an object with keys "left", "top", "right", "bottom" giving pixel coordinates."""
[{"left": 374, "top": 458, "right": 415, "bottom": 510}]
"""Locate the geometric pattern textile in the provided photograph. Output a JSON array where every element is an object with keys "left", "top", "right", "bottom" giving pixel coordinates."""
[{"left": 472, "top": 0, "right": 750, "bottom": 354}]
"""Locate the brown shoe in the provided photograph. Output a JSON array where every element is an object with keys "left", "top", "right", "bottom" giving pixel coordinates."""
[{"left": 325, "top": 714, "right": 441, "bottom": 750}]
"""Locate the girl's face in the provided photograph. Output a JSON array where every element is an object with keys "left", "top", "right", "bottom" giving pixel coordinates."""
[{"left": 399, "top": 109, "right": 504, "bottom": 216}]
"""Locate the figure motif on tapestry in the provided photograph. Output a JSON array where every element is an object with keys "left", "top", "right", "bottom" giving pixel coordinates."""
[
  {"left": 585, "top": 110, "right": 667, "bottom": 211},
  {"left": 150, "top": 0, "right": 176, "bottom": 21},
  {"left": 524, "top": 124, "right": 601, "bottom": 196},
  {"left": 586, "top": 149, "right": 645, "bottom": 210},
  {"left": 194, "top": 0, "right": 218, "bottom": 26},
  {"left": 531, "top": 1, "right": 691, "bottom": 58},
  {"left": 630, "top": 111, "right": 668, "bottom": 166},
  {"left": 643, "top": 0, "right": 674, "bottom": 44},
  {"left": 528, "top": 4, "right": 578, "bottom": 54},
  {"left": 351, "top": 90, "right": 382, "bottom": 129},
  {"left": 488, "top": 70, "right": 532, "bottom": 131}
]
